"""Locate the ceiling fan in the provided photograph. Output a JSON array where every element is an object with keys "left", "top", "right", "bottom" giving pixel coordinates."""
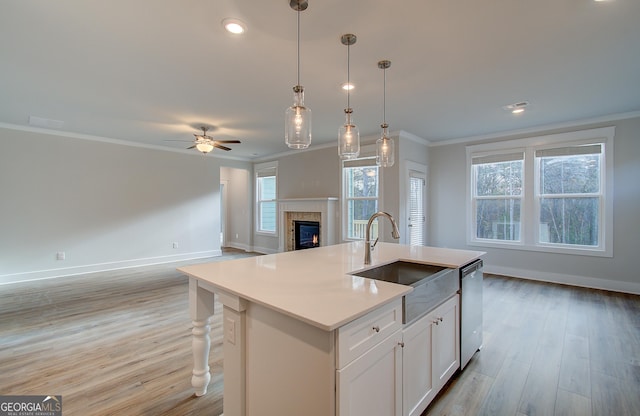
[{"left": 172, "top": 126, "right": 241, "bottom": 154}]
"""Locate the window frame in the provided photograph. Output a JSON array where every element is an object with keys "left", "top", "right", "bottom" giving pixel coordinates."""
[
  {"left": 466, "top": 127, "right": 614, "bottom": 257},
  {"left": 341, "top": 152, "right": 380, "bottom": 241},
  {"left": 255, "top": 161, "right": 278, "bottom": 236}
]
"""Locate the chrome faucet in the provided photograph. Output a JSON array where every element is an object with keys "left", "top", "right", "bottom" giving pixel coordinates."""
[{"left": 364, "top": 211, "right": 400, "bottom": 265}]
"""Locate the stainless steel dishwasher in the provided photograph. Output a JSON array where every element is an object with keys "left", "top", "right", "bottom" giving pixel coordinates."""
[{"left": 460, "top": 259, "right": 483, "bottom": 369}]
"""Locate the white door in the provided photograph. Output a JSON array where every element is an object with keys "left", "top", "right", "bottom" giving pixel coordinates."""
[
  {"left": 337, "top": 331, "right": 403, "bottom": 416},
  {"left": 402, "top": 314, "right": 435, "bottom": 416},
  {"left": 408, "top": 170, "right": 426, "bottom": 246}
]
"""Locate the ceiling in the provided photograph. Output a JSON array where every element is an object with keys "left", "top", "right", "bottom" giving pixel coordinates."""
[{"left": 1, "top": 0, "right": 639, "bottom": 160}]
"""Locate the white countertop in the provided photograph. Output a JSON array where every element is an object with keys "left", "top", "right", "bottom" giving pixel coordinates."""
[{"left": 179, "top": 242, "right": 484, "bottom": 331}]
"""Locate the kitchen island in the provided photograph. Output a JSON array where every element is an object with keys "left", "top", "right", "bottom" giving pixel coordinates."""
[{"left": 179, "top": 242, "right": 484, "bottom": 416}]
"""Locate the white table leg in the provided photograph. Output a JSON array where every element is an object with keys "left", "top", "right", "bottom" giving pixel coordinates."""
[
  {"left": 189, "top": 278, "right": 215, "bottom": 396},
  {"left": 191, "top": 317, "right": 211, "bottom": 396}
]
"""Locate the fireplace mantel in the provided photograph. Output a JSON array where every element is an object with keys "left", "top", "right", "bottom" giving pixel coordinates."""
[{"left": 279, "top": 198, "right": 338, "bottom": 252}]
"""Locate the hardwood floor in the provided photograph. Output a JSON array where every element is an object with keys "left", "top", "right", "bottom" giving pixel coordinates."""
[
  {"left": 1, "top": 252, "right": 639, "bottom": 415},
  {"left": 423, "top": 275, "right": 640, "bottom": 416}
]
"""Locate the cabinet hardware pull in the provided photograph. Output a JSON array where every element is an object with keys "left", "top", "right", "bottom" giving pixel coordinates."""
[
  {"left": 372, "top": 326, "right": 380, "bottom": 333},
  {"left": 398, "top": 342, "right": 404, "bottom": 348},
  {"left": 433, "top": 320, "right": 439, "bottom": 325},
  {"left": 438, "top": 317, "right": 443, "bottom": 322}
]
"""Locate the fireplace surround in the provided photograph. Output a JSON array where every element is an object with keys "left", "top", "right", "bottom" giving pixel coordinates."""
[{"left": 279, "top": 198, "right": 338, "bottom": 252}]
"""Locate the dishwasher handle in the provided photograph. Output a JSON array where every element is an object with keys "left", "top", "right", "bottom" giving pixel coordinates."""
[{"left": 461, "top": 259, "right": 483, "bottom": 276}]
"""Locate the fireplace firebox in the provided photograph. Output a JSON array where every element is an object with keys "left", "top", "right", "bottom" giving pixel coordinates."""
[{"left": 294, "top": 220, "right": 320, "bottom": 250}]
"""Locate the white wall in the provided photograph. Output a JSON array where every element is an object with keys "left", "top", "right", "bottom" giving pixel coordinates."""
[
  {"left": 429, "top": 116, "right": 640, "bottom": 294},
  {"left": 0, "top": 127, "right": 222, "bottom": 283}
]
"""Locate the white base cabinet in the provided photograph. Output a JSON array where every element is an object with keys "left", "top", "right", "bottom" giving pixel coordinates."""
[
  {"left": 217, "top": 293, "right": 459, "bottom": 416},
  {"left": 402, "top": 295, "right": 460, "bottom": 416},
  {"left": 337, "top": 330, "right": 403, "bottom": 416}
]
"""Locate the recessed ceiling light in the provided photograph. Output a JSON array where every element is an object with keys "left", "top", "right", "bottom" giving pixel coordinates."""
[
  {"left": 222, "top": 18, "right": 247, "bottom": 35},
  {"left": 503, "top": 101, "right": 530, "bottom": 115},
  {"left": 341, "top": 82, "right": 354, "bottom": 91}
]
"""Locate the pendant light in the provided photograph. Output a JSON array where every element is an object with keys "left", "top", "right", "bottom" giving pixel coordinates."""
[
  {"left": 285, "top": 0, "right": 312, "bottom": 149},
  {"left": 376, "top": 60, "right": 394, "bottom": 167},
  {"left": 338, "top": 34, "right": 360, "bottom": 160}
]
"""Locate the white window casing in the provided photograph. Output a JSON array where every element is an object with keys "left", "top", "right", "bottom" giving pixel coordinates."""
[{"left": 466, "top": 127, "right": 614, "bottom": 257}]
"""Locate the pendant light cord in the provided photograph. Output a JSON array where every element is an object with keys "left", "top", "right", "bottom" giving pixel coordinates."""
[
  {"left": 383, "top": 67, "right": 386, "bottom": 124},
  {"left": 297, "top": 9, "right": 300, "bottom": 86},
  {"left": 347, "top": 43, "right": 351, "bottom": 109}
]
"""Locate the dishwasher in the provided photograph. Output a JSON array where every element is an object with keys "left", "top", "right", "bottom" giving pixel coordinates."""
[{"left": 460, "top": 259, "right": 483, "bottom": 369}]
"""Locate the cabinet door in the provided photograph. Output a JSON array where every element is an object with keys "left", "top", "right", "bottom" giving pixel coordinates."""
[
  {"left": 402, "top": 313, "right": 435, "bottom": 416},
  {"left": 337, "top": 331, "right": 403, "bottom": 416},
  {"left": 432, "top": 295, "right": 460, "bottom": 388}
]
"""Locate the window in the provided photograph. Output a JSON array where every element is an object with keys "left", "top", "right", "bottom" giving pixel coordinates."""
[
  {"left": 536, "top": 144, "right": 603, "bottom": 247},
  {"left": 472, "top": 152, "right": 524, "bottom": 242},
  {"left": 408, "top": 170, "right": 426, "bottom": 246},
  {"left": 343, "top": 157, "right": 379, "bottom": 240},
  {"left": 255, "top": 162, "right": 277, "bottom": 234},
  {"left": 467, "top": 127, "right": 614, "bottom": 256}
]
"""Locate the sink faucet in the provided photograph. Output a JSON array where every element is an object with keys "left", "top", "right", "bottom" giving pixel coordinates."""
[{"left": 364, "top": 211, "right": 400, "bottom": 265}]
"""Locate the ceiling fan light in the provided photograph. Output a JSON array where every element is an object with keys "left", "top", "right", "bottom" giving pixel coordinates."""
[{"left": 196, "top": 142, "right": 214, "bottom": 154}]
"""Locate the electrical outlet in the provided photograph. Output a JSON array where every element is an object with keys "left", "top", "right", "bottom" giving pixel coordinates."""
[
  {"left": 172, "top": 242, "right": 179, "bottom": 249},
  {"left": 56, "top": 252, "right": 65, "bottom": 260}
]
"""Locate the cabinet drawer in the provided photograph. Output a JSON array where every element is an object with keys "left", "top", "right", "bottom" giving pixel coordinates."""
[{"left": 336, "top": 299, "right": 402, "bottom": 369}]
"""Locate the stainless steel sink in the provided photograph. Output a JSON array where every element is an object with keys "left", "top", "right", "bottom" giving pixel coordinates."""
[{"left": 351, "top": 261, "right": 458, "bottom": 324}]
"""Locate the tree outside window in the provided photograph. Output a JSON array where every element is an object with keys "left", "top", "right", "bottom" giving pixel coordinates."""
[{"left": 343, "top": 160, "right": 379, "bottom": 240}]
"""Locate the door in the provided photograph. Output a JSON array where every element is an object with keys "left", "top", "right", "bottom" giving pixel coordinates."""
[
  {"left": 337, "top": 331, "right": 403, "bottom": 416},
  {"left": 402, "top": 313, "right": 435, "bottom": 416},
  {"left": 432, "top": 295, "right": 460, "bottom": 388},
  {"left": 408, "top": 170, "right": 426, "bottom": 246}
]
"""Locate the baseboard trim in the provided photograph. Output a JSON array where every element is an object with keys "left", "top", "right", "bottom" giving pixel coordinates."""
[
  {"left": 485, "top": 264, "right": 640, "bottom": 295},
  {"left": 251, "top": 245, "right": 279, "bottom": 255},
  {"left": 224, "top": 242, "right": 253, "bottom": 252},
  {"left": 0, "top": 250, "right": 222, "bottom": 285}
]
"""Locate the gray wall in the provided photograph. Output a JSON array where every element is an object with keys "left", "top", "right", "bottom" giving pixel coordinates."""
[
  {"left": 429, "top": 116, "right": 640, "bottom": 293},
  {"left": 0, "top": 127, "right": 222, "bottom": 283},
  {"left": 252, "top": 134, "right": 430, "bottom": 252},
  {"left": 220, "top": 166, "right": 252, "bottom": 251}
]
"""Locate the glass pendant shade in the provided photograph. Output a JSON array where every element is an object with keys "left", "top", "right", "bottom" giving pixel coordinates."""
[
  {"left": 376, "top": 60, "right": 394, "bottom": 167},
  {"left": 286, "top": 0, "right": 311, "bottom": 150},
  {"left": 338, "top": 108, "right": 360, "bottom": 159},
  {"left": 376, "top": 124, "right": 395, "bottom": 167},
  {"left": 285, "top": 86, "right": 312, "bottom": 149},
  {"left": 196, "top": 141, "right": 214, "bottom": 154}
]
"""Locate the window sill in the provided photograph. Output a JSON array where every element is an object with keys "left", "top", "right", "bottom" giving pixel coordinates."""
[
  {"left": 467, "top": 239, "right": 612, "bottom": 258},
  {"left": 256, "top": 231, "right": 278, "bottom": 238}
]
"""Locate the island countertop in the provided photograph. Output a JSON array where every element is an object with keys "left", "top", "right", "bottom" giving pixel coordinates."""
[{"left": 179, "top": 242, "right": 484, "bottom": 331}]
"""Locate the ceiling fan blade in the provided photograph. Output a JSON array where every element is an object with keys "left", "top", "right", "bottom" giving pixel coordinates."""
[
  {"left": 215, "top": 140, "right": 241, "bottom": 144},
  {"left": 214, "top": 143, "right": 232, "bottom": 151},
  {"left": 187, "top": 145, "right": 196, "bottom": 149}
]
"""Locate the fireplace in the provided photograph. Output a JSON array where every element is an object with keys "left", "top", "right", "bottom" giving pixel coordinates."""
[
  {"left": 278, "top": 198, "right": 338, "bottom": 252},
  {"left": 294, "top": 220, "right": 320, "bottom": 250}
]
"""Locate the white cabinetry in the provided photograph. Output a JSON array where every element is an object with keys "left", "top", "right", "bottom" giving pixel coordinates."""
[
  {"left": 337, "top": 330, "right": 403, "bottom": 416},
  {"left": 336, "top": 300, "right": 403, "bottom": 416},
  {"left": 402, "top": 295, "right": 460, "bottom": 416}
]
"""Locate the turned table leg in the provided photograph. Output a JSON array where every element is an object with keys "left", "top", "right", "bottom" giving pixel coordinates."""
[
  {"left": 189, "top": 278, "right": 215, "bottom": 396},
  {"left": 191, "top": 318, "right": 211, "bottom": 396}
]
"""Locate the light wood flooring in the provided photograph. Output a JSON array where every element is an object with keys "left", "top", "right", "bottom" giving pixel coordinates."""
[{"left": 1, "top": 250, "right": 639, "bottom": 415}]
